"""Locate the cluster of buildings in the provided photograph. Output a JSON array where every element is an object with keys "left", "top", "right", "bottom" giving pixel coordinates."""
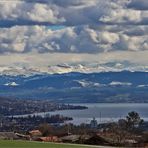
[
  {"left": 0, "top": 97, "right": 87, "bottom": 116},
  {"left": 1, "top": 128, "right": 148, "bottom": 147},
  {"left": 0, "top": 130, "right": 112, "bottom": 146},
  {"left": 0, "top": 115, "right": 73, "bottom": 132}
]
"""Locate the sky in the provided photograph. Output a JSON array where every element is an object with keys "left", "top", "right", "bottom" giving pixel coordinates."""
[{"left": 0, "top": 0, "right": 148, "bottom": 71}]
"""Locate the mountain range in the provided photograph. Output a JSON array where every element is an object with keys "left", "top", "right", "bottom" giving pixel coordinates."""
[
  {"left": 0, "top": 69, "right": 148, "bottom": 103},
  {"left": 0, "top": 61, "right": 148, "bottom": 76}
]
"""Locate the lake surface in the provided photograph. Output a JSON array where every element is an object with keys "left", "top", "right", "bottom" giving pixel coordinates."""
[{"left": 34, "top": 103, "right": 148, "bottom": 125}]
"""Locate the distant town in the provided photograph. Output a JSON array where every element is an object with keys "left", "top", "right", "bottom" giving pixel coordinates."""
[{"left": 0, "top": 97, "right": 87, "bottom": 116}]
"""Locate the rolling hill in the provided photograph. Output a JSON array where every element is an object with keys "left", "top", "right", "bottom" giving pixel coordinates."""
[{"left": 0, "top": 71, "right": 148, "bottom": 103}]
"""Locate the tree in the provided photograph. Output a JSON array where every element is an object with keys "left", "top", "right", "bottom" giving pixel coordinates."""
[
  {"left": 38, "top": 123, "right": 53, "bottom": 136},
  {"left": 0, "top": 114, "right": 4, "bottom": 127},
  {"left": 126, "top": 111, "right": 143, "bottom": 130},
  {"left": 107, "top": 122, "right": 130, "bottom": 145}
]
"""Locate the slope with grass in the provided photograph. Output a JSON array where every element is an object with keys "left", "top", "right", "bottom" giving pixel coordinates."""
[{"left": 0, "top": 140, "right": 107, "bottom": 148}]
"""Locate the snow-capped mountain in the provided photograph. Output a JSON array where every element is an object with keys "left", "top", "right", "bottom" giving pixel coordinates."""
[
  {"left": 4, "top": 82, "right": 19, "bottom": 86},
  {"left": 0, "top": 61, "right": 148, "bottom": 103},
  {"left": 0, "top": 61, "right": 148, "bottom": 76},
  {"left": 0, "top": 66, "right": 42, "bottom": 76},
  {"left": 0, "top": 71, "right": 148, "bottom": 103}
]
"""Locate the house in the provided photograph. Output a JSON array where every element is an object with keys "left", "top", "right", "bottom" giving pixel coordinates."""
[
  {"left": 29, "top": 130, "right": 42, "bottom": 138},
  {"left": 15, "top": 133, "right": 30, "bottom": 140},
  {"left": 0, "top": 132, "right": 19, "bottom": 140},
  {"left": 29, "top": 130, "right": 42, "bottom": 141},
  {"left": 77, "top": 135, "right": 91, "bottom": 144},
  {"left": 90, "top": 117, "right": 98, "bottom": 129},
  {"left": 60, "top": 135, "right": 80, "bottom": 143},
  {"left": 84, "top": 134, "right": 112, "bottom": 146},
  {"left": 37, "top": 136, "right": 60, "bottom": 142}
]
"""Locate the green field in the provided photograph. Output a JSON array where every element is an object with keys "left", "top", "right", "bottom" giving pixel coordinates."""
[{"left": 0, "top": 140, "right": 102, "bottom": 148}]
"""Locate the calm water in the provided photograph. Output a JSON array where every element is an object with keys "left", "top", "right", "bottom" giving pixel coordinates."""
[{"left": 34, "top": 103, "right": 148, "bottom": 125}]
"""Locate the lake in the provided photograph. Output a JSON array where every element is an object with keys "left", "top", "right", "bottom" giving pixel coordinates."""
[{"left": 34, "top": 103, "right": 148, "bottom": 125}]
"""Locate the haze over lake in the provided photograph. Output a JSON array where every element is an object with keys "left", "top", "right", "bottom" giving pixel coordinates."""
[{"left": 30, "top": 103, "right": 148, "bottom": 125}]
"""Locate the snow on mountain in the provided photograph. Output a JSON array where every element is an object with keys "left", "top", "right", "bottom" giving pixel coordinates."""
[
  {"left": 109, "top": 81, "right": 132, "bottom": 86},
  {"left": 0, "top": 66, "right": 45, "bottom": 76},
  {"left": 75, "top": 80, "right": 89, "bottom": 87},
  {"left": 137, "top": 85, "right": 148, "bottom": 88},
  {"left": 48, "top": 65, "right": 73, "bottom": 74},
  {"left": 0, "top": 61, "right": 148, "bottom": 76},
  {"left": 4, "top": 82, "right": 19, "bottom": 86},
  {"left": 74, "top": 80, "right": 102, "bottom": 88}
]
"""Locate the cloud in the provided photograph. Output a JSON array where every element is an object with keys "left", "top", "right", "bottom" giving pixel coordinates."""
[
  {"left": 0, "top": 1, "right": 65, "bottom": 27},
  {"left": 0, "top": 25, "right": 147, "bottom": 54},
  {"left": 113, "top": 34, "right": 148, "bottom": 51},
  {"left": 100, "top": 9, "right": 142, "bottom": 24},
  {"left": 123, "top": 26, "right": 148, "bottom": 36},
  {"left": 0, "top": 0, "right": 147, "bottom": 67},
  {"left": 0, "top": 0, "right": 147, "bottom": 27},
  {"left": 0, "top": 51, "right": 148, "bottom": 74},
  {"left": 26, "top": 3, "right": 65, "bottom": 23},
  {"left": 0, "top": 0, "right": 147, "bottom": 75},
  {"left": 23, "top": 0, "right": 97, "bottom": 6},
  {"left": 127, "top": 0, "right": 148, "bottom": 10}
]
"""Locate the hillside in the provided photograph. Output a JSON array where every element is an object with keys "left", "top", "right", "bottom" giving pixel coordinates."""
[
  {"left": 0, "top": 71, "right": 148, "bottom": 103},
  {"left": 0, "top": 140, "right": 105, "bottom": 148}
]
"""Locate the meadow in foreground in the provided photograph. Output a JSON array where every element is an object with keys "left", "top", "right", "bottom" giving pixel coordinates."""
[{"left": 0, "top": 140, "right": 101, "bottom": 148}]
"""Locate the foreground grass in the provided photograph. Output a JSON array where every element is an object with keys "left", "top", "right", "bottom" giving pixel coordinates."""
[{"left": 0, "top": 140, "right": 104, "bottom": 148}]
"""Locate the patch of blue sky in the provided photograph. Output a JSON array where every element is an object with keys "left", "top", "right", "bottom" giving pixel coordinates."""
[{"left": 47, "top": 25, "right": 66, "bottom": 30}]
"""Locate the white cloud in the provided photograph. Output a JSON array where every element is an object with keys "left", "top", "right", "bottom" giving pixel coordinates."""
[
  {"left": 127, "top": 0, "right": 148, "bottom": 10},
  {"left": 0, "top": 0, "right": 147, "bottom": 27},
  {"left": 100, "top": 9, "right": 142, "bottom": 24},
  {"left": 0, "top": 25, "right": 147, "bottom": 54},
  {"left": 0, "top": 1, "right": 65, "bottom": 26},
  {"left": 26, "top": 3, "right": 65, "bottom": 23}
]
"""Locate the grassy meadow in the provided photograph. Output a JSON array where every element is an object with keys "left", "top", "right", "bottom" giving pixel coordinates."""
[{"left": 0, "top": 140, "right": 104, "bottom": 148}]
